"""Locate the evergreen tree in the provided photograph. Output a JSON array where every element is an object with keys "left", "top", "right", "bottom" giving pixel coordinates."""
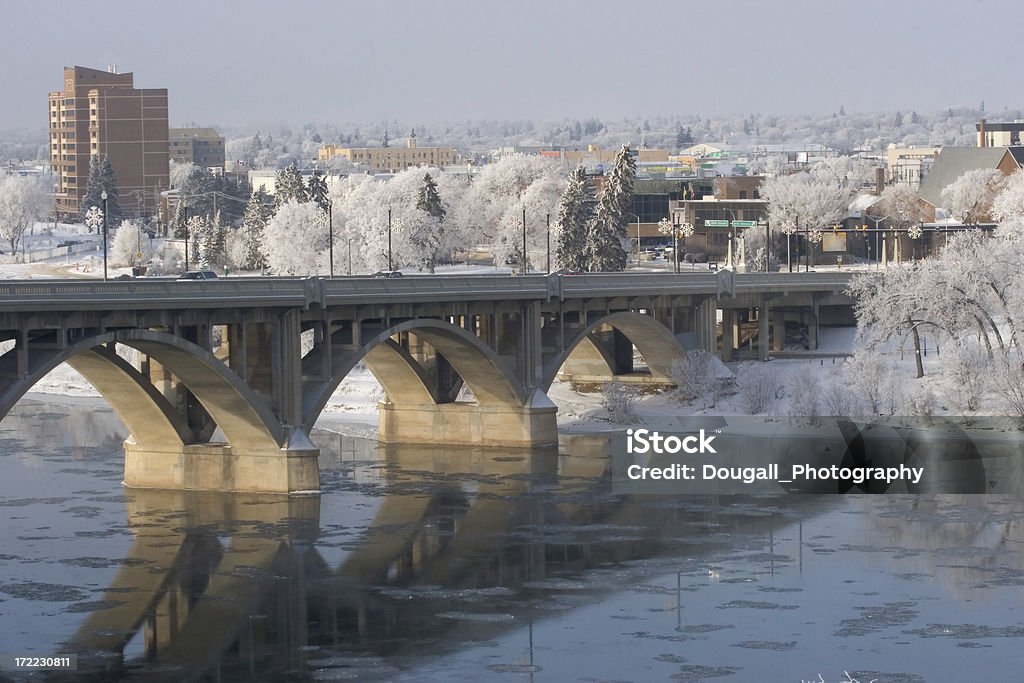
[
  {"left": 382, "top": 128, "right": 390, "bottom": 148},
  {"left": 587, "top": 145, "right": 635, "bottom": 272},
  {"left": 171, "top": 199, "right": 187, "bottom": 239},
  {"left": 240, "top": 189, "right": 271, "bottom": 270},
  {"left": 307, "top": 169, "right": 329, "bottom": 212},
  {"left": 554, "top": 166, "right": 593, "bottom": 272},
  {"left": 416, "top": 173, "right": 445, "bottom": 220},
  {"left": 413, "top": 173, "right": 446, "bottom": 273},
  {"left": 273, "top": 164, "right": 308, "bottom": 210},
  {"left": 179, "top": 167, "right": 215, "bottom": 220},
  {"left": 98, "top": 157, "right": 122, "bottom": 224},
  {"left": 80, "top": 154, "right": 122, "bottom": 224},
  {"left": 193, "top": 211, "right": 226, "bottom": 268}
]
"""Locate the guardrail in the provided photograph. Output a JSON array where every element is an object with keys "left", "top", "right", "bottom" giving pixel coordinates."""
[{"left": 0, "top": 271, "right": 858, "bottom": 313}]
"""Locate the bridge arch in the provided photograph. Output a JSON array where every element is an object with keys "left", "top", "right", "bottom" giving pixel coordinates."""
[
  {"left": 0, "top": 329, "right": 284, "bottom": 453},
  {"left": 542, "top": 311, "right": 688, "bottom": 390},
  {"left": 302, "top": 318, "right": 526, "bottom": 433}
]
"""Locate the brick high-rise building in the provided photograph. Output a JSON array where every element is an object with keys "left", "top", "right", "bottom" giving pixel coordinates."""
[{"left": 49, "top": 65, "right": 169, "bottom": 218}]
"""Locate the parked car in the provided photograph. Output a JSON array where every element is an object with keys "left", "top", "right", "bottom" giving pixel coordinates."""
[
  {"left": 178, "top": 270, "right": 218, "bottom": 280},
  {"left": 373, "top": 270, "right": 404, "bottom": 279}
]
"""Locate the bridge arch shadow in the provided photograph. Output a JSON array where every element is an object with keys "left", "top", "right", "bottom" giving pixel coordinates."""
[
  {"left": 302, "top": 318, "right": 555, "bottom": 448},
  {"left": 542, "top": 311, "right": 688, "bottom": 391},
  {"left": 0, "top": 330, "right": 317, "bottom": 493}
]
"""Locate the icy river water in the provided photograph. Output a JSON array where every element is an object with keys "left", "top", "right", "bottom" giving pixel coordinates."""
[{"left": 1, "top": 399, "right": 1023, "bottom": 682}]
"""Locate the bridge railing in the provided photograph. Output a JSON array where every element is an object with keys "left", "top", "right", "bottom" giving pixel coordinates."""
[
  {"left": 321, "top": 275, "right": 550, "bottom": 303},
  {"left": 0, "top": 271, "right": 859, "bottom": 312},
  {"left": 0, "top": 277, "right": 312, "bottom": 311}
]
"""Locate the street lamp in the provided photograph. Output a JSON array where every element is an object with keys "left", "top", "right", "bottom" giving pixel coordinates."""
[
  {"left": 182, "top": 202, "right": 189, "bottom": 272},
  {"left": 866, "top": 213, "right": 892, "bottom": 270},
  {"left": 315, "top": 201, "right": 335, "bottom": 278},
  {"left": 84, "top": 204, "right": 104, "bottom": 273},
  {"left": 781, "top": 220, "right": 797, "bottom": 273},
  {"left": 629, "top": 213, "right": 642, "bottom": 264},
  {"left": 521, "top": 207, "right": 527, "bottom": 276},
  {"left": 101, "top": 190, "right": 108, "bottom": 281},
  {"left": 546, "top": 213, "right": 551, "bottom": 274},
  {"left": 387, "top": 208, "right": 393, "bottom": 272}
]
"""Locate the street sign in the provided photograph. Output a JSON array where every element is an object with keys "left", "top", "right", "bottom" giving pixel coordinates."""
[
  {"left": 731, "top": 220, "right": 756, "bottom": 228},
  {"left": 705, "top": 219, "right": 730, "bottom": 227}
]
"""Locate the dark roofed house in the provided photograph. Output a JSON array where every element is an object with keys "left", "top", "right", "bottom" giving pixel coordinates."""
[{"left": 917, "top": 147, "right": 1018, "bottom": 211}]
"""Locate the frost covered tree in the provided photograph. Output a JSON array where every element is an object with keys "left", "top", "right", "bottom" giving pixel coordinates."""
[
  {"left": 670, "top": 350, "right": 716, "bottom": 405},
  {"left": 183, "top": 214, "right": 225, "bottom": 269},
  {"left": 110, "top": 219, "right": 155, "bottom": 267},
  {"left": 588, "top": 144, "right": 635, "bottom": 271},
  {"left": 273, "top": 164, "right": 308, "bottom": 210},
  {"left": 411, "top": 173, "right": 448, "bottom": 273},
  {"left": 261, "top": 200, "right": 328, "bottom": 275},
  {"left": 991, "top": 169, "right": 1024, "bottom": 236},
  {"left": 941, "top": 168, "right": 1004, "bottom": 224},
  {"left": 0, "top": 174, "right": 49, "bottom": 255},
  {"left": 169, "top": 160, "right": 199, "bottom": 189},
  {"left": 80, "top": 154, "right": 122, "bottom": 225},
  {"left": 238, "top": 189, "right": 271, "bottom": 270},
  {"left": 452, "top": 155, "right": 564, "bottom": 268},
  {"left": 333, "top": 168, "right": 468, "bottom": 273},
  {"left": 554, "top": 166, "right": 593, "bottom": 271},
  {"left": 849, "top": 226, "right": 1024, "bottom": 409},
  {"left": 194, "top": 211, "right": 227, "bottom": 268},
  {"left": 307, "top": 169, "right": 329, "bottom": 212},
  {"left": 761, "top": 159, "right": 862, "bottom": 269},
  {"left": 875, "top": 183, "right": 929, "bottom": 229}
]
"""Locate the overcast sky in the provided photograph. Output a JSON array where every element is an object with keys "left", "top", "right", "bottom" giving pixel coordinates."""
[{"left": 2, "top": 0, "right": 1020, "bottom": 131}]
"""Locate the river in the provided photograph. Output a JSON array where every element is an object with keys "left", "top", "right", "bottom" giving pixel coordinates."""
[{"left": 1, "top": 399, "right": 1022, "bottom": 682}]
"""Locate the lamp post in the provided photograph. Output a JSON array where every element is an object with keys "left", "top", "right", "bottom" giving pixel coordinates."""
[
  {"left": 546, "top": 213, "right": 551, "bottom": 273},
  {"left": 866, "top": 214, "right": 891, "bottom": 270},
  {"left": 636, "top": 213, "right": 641, "bottom": 264},
  {"left": 387, "top": 208, "right": 393, "bottom": 272},
  {"left": 629, "top": 213, "right": 641, "bottom": 264},
  {"left": 347, "top": 238, "right": 352, "bottom": 276},
  {"left": 101, "top": 191, "right": 108, "bottom": 281},
  {"left": 781, "top": 220, "right": 796, "bottom": 273},
  {"left": 763, "top": 220, "right": 770, "bottom": 272},
  {"left": 182, "top": 202, "right": 189, "bottom": 272},
  {"left": 521, "top": 207, "right": 527, "bottom": 276},
  {"left": 327, "top": 200, "right": 334, "bottom": 278}
]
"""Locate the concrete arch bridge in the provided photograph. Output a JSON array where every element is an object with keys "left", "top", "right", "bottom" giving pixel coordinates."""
[{"left": 0, "top": 272, "right": 853, "bottom": 492}]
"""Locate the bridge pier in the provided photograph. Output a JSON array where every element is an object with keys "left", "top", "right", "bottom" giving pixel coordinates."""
[
  {"left": 377, "top": 400, "right": 558, "bottom": 448},
  {"left": 123, "top": 435, "right": 319, "bottom": 495}
]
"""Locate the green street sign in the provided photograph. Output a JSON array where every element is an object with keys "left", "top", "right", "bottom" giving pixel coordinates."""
[
  {"left": 705, "top": 219, "right": 730, "bottom": 227},
  {"left": 731, "top": 220, "right": 757, "bottom": 227}
]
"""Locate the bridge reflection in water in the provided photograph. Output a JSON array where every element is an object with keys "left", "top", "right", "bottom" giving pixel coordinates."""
[{"left": 62, "top": 439, "right": 832, "bottom": 681}]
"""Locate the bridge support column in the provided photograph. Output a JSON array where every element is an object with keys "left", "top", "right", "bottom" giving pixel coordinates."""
[
  {"left": 772, "top": 312, "right": 786, "bottom": 352},
  {"left": 721, "top": 309, "right": 738, "bottom": 362},
  {"left": 758, "top": 300, "right": 770, "bottom": 361},
  {"left": 378, "top": 401, "right": 558, "bottom": 448},
  {"left": 806, "top": 304, "right": 819, "bottom": 351},
  {"left": 695, "top": 299, "right": 716, "bottom": 353},
  {"left": 123, "top": 438, "right": 319, "bottom": 495}
]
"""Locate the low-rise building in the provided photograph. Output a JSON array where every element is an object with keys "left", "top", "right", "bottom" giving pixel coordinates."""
[
  {"left": 169, "top": 127, "right": 225, "bottom": 171},
  {"left": 977, "top": 119, "right": 1024, "bottom": 147},
  {"left": 318, "top": 130, "right": 458, "bottom": 173}
]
